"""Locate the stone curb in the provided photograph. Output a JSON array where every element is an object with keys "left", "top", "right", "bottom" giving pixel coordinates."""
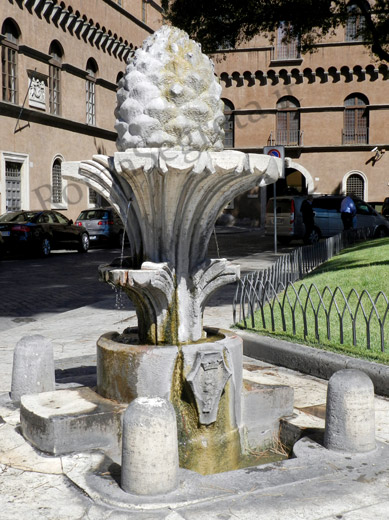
[{"left": 239, "top": 330, "right": 389, "bottom": 397}]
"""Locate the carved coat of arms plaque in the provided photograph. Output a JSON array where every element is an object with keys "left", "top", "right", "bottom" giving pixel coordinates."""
[{"left": 186, "top": 350, "right": 232, "bottom": 425}]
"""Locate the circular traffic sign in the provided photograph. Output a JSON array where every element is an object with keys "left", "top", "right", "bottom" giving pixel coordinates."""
[{"left": 267, "top": 148, "right": 281, "bottom": 157}]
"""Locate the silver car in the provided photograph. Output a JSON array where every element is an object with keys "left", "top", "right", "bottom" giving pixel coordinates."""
[
  {"left": 265, "top": 195, "right": 389, "bottom": 244},
  {"left": 75, "top": 207, "right": 125, "bottom": 247}
]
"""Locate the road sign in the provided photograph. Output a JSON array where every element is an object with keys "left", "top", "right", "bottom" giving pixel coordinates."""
[{"left": 263, "top": 145, "right": 285, "bottom": 160}]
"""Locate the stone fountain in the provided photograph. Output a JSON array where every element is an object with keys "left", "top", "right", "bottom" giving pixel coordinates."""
[{"left": 21, "top": 26, "right": 293, "bottom": 476}]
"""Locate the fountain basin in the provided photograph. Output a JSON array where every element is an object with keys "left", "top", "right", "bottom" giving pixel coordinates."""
[{"left": 97, "top": 327, "right": 293, "bottom": 474}]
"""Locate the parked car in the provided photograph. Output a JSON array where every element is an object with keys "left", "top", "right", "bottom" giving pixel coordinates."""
[
  {"left": 75, "top": 207, "right": 125, "bottom": 246},
  {"left": 265, "top": 195, "right": 389, "bottom": 244},
  {"left": 368, "top": 201, "right": 384, "bottom": 214},
  {"left": 0, "top": 210, "right": 89, "bottom": 257}
]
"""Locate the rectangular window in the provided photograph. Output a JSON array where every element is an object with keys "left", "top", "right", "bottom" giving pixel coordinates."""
[
  {"left": 49, "top": 65, "right": 61, "bottom": 115},
  {"left": 86, "top": 79, "right": 96, "bottom": 125},
  {"left": 5, "top": 161, "right": 22, "bottom": 211},
  {"left": 1, "top": 43, "right": 18, "bottom": 103},
  {"left": 276, "top": 23, "right": 300, "bottom": 60},
  {"left": 142, "top": 0, "right": 147, "bottom": 22},
  {"left": 343, "top": 108, "right": 368, "bottom": 144}
]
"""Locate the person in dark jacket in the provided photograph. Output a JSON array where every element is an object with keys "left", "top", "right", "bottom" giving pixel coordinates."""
[
  {"left": 340, "top": 195, "right": 357, "bottom": 230},
  {"left": 301, "top": 195, "right": 315, "bottom": 242}
]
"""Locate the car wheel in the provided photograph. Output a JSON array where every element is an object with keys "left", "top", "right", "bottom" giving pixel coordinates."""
[
  {"left": 40, "top": 237, "right": 51, "bottom": 257},
  {"left": 78, "top": 233, "right": 89, "bottom": 253},
  {"left": 306, "top": 227, "right": 321, "bottom": 245},
  {"left": 374, "top": 226, "right": 389, "bottom": 238}
]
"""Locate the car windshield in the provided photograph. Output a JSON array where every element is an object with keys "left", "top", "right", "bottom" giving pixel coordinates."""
[
  {"left": 77, "top": 210, "right": 110, "bottom": 220},
  {"left": 0, "top": 211, "right": 39, "bottom": 222}
]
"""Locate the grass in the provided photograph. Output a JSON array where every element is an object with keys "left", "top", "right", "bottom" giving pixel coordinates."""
[{"left": 235, "top": 237, "right": 389, "bottom": 364}]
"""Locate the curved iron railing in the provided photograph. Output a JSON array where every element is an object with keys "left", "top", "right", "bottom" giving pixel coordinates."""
[
  {"left": 233, "top": 227, "right": 388, "bottom": 350},
  {"left": 235, "top": 280, "right": 388, "bottom": 351}
]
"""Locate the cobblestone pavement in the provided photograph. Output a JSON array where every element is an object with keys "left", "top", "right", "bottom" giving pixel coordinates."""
[{"left": 0, "top": 229, "right": 291, "bottom": 333}]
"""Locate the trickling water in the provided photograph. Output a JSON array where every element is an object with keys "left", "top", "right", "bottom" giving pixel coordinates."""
[
  {"left": 114, "top": 200, "right": 132, "bottom": 310},
  {"left": 213, "top": 226, "right": 220, "bottom": 259}
]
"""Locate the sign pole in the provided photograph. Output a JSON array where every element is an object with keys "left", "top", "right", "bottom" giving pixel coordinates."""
[
  {"left": 273, "top": 180, "right": 277, "bottom": 254},
  {"left": 263, "top": 146, "right": 285, "bottom": 255}
]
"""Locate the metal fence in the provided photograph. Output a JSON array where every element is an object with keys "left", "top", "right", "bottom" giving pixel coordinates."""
[{"left": 232, "top": 227, "right": 388, "bottom": 351}]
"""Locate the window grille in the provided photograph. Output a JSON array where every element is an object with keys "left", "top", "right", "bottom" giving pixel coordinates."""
[
  {"left": 52, "top": 160, "right": 62, "bottom": 204},
  {"left": 223, "top": 99, "right": 234, "bottom": 148},
  {"left": 86, "top": 79, "right": 96, "bottom": 125},
  {"left": 346, "top": 174, "right": 364, "bottom": 199},
  {"left": 345, "top": 3, "right": 366, "bottom": 41},
  {"left": 343, "top": 94, "right": 368, "bottom": 144},
  {"left": 276, "top": 23, "right": 300, "bottom": 60},
  {"left": 276, "top": 97, "right": 301, "bottom": 145},
  {"left": 5, "top": 161, "right": 21, "bottom": 211},
  {"left": 1, "top": 44, "right": 18, "bottom": 103},
  {"left": 89, "top": 188, "right": 98, "bottom": 205},
  {"left": 49, "top": 64, "right": 61, "bottom": 115}
]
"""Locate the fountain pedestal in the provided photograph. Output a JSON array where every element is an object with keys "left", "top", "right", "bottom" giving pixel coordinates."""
[{"left": 20, "top": 25, "right": 294, "bottom": 476}]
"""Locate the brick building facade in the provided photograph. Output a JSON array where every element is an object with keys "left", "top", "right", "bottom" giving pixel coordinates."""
[
  {"left": 1, "top": 2, "right": 387, "bottom": 228},
  {"left": 213, "top": 5, "right": 389, "bottom": 226},
  {"left": 0, "top": 0, "right": 162, "bottom": 219}
]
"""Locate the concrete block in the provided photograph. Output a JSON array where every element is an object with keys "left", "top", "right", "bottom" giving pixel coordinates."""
[
  {"left": 11, "top": 335, "right": 55, "bottom": 402},
  {"left": 20, "top": 387, "right": 126, "bottom": 455},
  {"left": 121, "top": 397, "right": 179, "bottom": 495},
  {"left": 324, "top": 369, "right": 376, "bottom": 453},
  {"left": 241, "top": 380, "right": 294, "bottom": 450}
]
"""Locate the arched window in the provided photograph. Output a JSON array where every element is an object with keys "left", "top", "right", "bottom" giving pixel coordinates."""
[
  {"left": 276, "top": 96, "right": 301, "bottom": 145},
  {"left": 343, "top": 94, "right": 369, "bottom": 144},
  {"left": 52, "top": 158, "right": 63, "bottom": 205},
  {"left": 86, "top": 58, "right": 98, "bottom": 125},
  {"left": 222, "top": 99, "right": 234, "bottom": 148},
  {"left": 49, "top": 41, "right": 63, "bottom": 115},
  {"left": 346, "top": 173, "right": 365, "bottom": 199},
  {"left": 345, "top": 2, "right": 367, "bottom": 42},
  {"left": 1, "top": 19, "right": 20, "bottom": 104}
]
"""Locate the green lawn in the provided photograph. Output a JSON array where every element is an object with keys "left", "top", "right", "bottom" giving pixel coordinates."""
[{"left": 235, "top": 238, "right": 389, "bottom": 364}]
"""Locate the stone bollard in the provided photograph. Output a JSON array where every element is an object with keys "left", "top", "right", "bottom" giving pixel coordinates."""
[
  {"left": 121, "top": 396, "right": 179, "bottom": 495},
  {"left": 11, "top": 335, "right": 55, "bottom": 402},
  {"left": 324, "top": 369, "right": 376, "bottom": 453}
]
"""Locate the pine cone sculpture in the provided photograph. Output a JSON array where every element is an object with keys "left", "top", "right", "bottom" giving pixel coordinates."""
[{"left": 115, "top": 25, "right": 225, "bottom": 151}]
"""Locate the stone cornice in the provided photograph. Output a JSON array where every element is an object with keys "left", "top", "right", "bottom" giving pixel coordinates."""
[
  {"left": 219, "top": 63, "right": 388, "bottom": 86},
  {"left": 235, "top": 144, "right": 388, "bottom": 155},
  {"left": 231, "top": 104, "right": 389, "bottom": 116},
  {"left": 96, "top": 77, "right": 117, "bottom": 92},
  {"left": 19, "top": 45, "right": 51, "bottom": 63},
  {"left": 16, "top": 0, "right": 145, "bottom": 63},
  {"left": 0, "top": 100, "right": 116, "bottom": 141},
  {"left": 102, "top": 0, "right": 155, "bottom": 33},
  {"left": 61, "top": 63, "right": 88, "bottom": 79}
]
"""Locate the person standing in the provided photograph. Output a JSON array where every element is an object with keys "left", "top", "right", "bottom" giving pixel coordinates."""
[
  {"left": 340, "top": 195, "right": 357, "bottom": 230},
  {"left": 301, "top": 195, "right": 315, "bottom": 243}
]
